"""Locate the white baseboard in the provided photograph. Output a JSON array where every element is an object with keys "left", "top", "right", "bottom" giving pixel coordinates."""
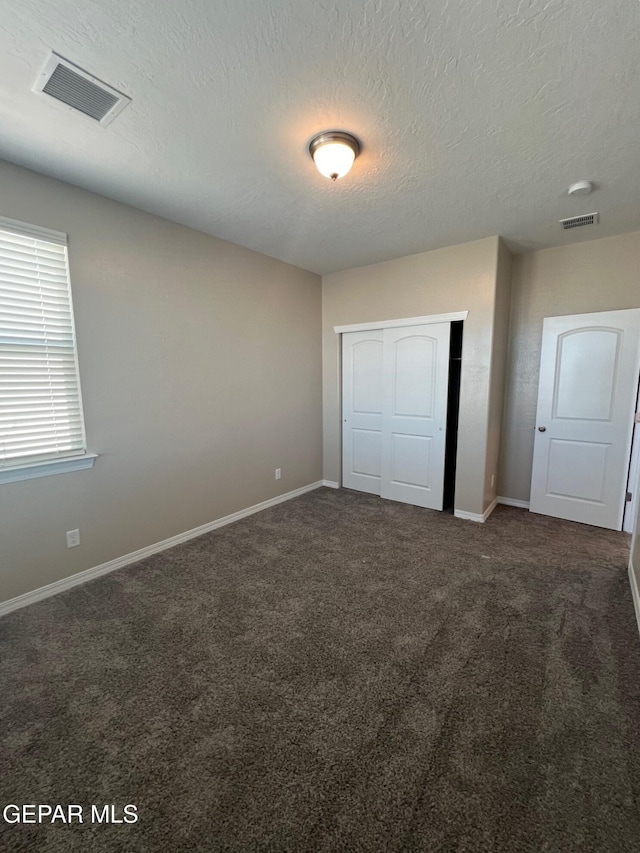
[
  {"left": 630, "top": 562, "right": 640, "bottom": 643},
  {"left": 0, "top": 480, "right": 325, "bottom": 619},
  {"left": 497, "top": 496, "right": 530, "bottom": 509},
  {"left": 454, "top": 498, "right": 498, "bottom": 524},
  {"left": 454, "top": 510, "right": 484, "bottom": 523},
  {"left": 322, "top": 480, "right": 340, "bottom": 489},
  {"left": 484, "top": 497, "right": 498, "bottom": 520}
]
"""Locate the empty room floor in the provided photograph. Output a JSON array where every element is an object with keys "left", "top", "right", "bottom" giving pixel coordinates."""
[{"left": 2, "top": 488, "right": 640, "bottom": 852}]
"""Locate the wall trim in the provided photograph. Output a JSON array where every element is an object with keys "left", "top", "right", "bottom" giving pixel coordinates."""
[
  {"left": 629, "top": 563, "right": 640, "bottom": 643},
  {"left": 484, "top": 497, "right": 498, "bottom": 520},
  {"left": 334, "top": 311, "right": 469, "bottom": 334},
  {"left": 630, "top": 496, "right": 640, "bottom": 642},
  {"left": 497, "top": 496, "right": 530, "bottom": 509},
  {"left": 322, "top": 480, "right": 340, "bottom": 489},
  {"left": 454, "top": 497, "right": 497, "bottom": 523},
  {"left": 0, "top": 480, "right": 326, "bottom": 619},
  {"left": 0, "top": 453, "right": 98, "bottom": 485},
  {"left": 454, "top": 509, "right": 485, "bottom": 523}
]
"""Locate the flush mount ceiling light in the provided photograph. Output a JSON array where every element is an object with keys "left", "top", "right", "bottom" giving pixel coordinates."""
[{"left": 309, "top": 131, "right": 361, "bottom": 181}]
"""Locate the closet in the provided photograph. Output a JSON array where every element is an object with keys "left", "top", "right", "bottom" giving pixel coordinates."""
[{"left": 342, "top": 321, "right": 454, "bottom": 510}]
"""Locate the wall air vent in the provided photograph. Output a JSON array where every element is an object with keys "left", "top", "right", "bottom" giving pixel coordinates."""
[
  {"left": 559, "top": 212, "right": 599, "bottom": 231},
  {"left": 32, "top": 53, "right": 131, "bottom": 126}
]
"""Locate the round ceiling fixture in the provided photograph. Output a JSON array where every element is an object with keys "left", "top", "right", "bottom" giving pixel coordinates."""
[
  {"left": 309, "top": 131, "right": 361, "bottom": 181},
  {"left": 567, "top": 180, "right": 594, "bottom": 197}
]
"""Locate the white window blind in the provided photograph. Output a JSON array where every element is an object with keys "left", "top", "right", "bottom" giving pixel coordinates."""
[{"left": 0, "top": 217, "right": 87, "bottom": 469}]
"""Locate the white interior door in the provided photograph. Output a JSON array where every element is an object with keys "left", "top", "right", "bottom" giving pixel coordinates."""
[
  {"left": 530, "top": 308, "right": 640, "bottom": 530},
  {"left": 342, "top": 330, "right": 384, "bottom": 494},
  {"left": 380, "top": 323, "right": 450, "bottom": 509}
]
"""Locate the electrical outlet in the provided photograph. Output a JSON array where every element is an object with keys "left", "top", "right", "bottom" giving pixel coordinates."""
[
  {"left": 491, "top": 474, "right": 495, "bottom": 487},
  {"left": 275, "top": 468, "right": 281, "bottom": 480},
  {"left": 66, "top": 529, "right": 80, "bottom": 548}
]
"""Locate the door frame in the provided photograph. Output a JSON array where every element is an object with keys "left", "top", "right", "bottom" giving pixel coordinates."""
[
  {"left": 335, "top": 311, "right": 469, "bottom": 497},
  {"left": 623, "top": 377, "right": 640, "bottom": 533},
  {"left": 334, "top": 311, "right": 468, "bottom": 335}
]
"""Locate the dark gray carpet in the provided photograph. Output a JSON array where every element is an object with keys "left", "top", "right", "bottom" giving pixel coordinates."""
[{"left": 2, "top": 488, "right": 640, "bottom": 852}]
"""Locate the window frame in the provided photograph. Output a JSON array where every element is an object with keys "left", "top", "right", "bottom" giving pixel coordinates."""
[{"left": 0, "top": 216, "right": 96, "bottom": 484}]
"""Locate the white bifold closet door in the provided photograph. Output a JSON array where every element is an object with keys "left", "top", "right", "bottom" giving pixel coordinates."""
[{"left": 342, "top": 322, "right": 451, "bottom": 510}]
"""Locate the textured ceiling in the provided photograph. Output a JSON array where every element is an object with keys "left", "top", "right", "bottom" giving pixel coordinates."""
[{"left": 0, "top": 0, "right": 639, "bottom": 274}]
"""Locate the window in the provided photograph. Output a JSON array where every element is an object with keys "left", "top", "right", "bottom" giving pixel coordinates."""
[{"left": 0, "top": 217, "right": 95, "bottom": 484}]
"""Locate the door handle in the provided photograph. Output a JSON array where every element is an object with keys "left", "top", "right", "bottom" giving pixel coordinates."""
[{"left": 538, "top": 426, "right": 546, "bottom": 432}]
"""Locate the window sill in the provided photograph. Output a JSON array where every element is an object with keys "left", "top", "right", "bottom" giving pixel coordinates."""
[{"left": 0, "top": 453, "right": 98, "bottom": 485}]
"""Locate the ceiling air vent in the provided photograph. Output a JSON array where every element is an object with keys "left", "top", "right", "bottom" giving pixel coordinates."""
[
  {"left": 559, "top": 212, "right": 599, "bottom": 231},
  {"left": 32, "top": 53, "right": 131, "bottom": 126}
]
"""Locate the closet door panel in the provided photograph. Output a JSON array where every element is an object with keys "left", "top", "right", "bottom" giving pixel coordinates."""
[
  {"left": 342, "top": 331, "right": 383, "bottom": 494},
  {"left": 380, "top": 323, "right": 450, "bottom": 509}
]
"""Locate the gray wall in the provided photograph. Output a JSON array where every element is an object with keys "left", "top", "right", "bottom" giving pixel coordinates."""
[
  {"left": 499, "top": 230, "right": 640, "bottom": 503},
  {"left": 484, "top": 239, "right": 512, "bottom": 508},
  {"left": 0, "top": 160, "right": 323, "bottom": 603},
  {"left": 322, "top": 236, "right": 501, "bottom": 517}
]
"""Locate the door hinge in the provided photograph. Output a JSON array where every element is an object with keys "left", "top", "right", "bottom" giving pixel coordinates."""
[
  {"left": 627, "top": 491, "right": 633, "bottom": 502},
  {"left": 635, "top": 412, "right": 640, "bottom": 424}
]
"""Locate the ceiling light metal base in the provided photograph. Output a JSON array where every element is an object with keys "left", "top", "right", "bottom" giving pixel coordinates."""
[{"left": 309, "top": 131, "right": 361, "bottom": 158}]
